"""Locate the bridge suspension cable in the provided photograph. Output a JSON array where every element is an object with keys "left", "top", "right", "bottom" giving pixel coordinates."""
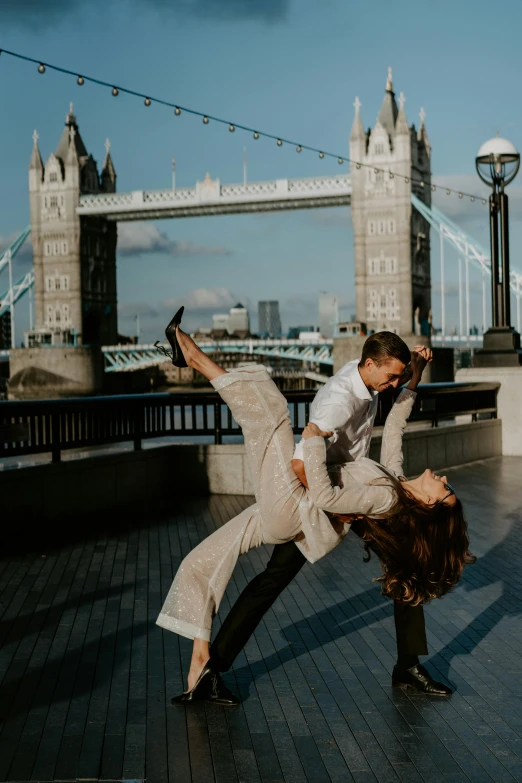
[
  {"left": 412, "top": 194, "right": 522, "bottom": 336},
  {"left": 0, "top": 227, "right": 32, "bottom": 349}
]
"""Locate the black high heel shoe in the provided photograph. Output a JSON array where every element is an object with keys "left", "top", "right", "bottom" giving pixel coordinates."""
[
  {"left": 154, "top": 306, "right": 187, "bottom": 368},
  {"left": 171, "top": 661, "right": 240, "bottom": 708}
]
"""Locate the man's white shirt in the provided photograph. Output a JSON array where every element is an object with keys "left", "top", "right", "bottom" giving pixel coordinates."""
[{"left": 293, "top": 359, "right": 378, "bottom": 466}]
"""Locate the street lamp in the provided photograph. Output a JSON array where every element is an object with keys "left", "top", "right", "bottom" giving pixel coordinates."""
[{"left": 474, "top": 136, "right": 522, "bottom": 365}]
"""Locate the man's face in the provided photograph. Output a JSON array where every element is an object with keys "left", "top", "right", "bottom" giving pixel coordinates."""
[{"left": 364, "top": 357, "right": 407, "bottom": 392}]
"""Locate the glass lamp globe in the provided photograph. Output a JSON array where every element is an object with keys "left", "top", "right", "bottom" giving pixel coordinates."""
[{"left": 476, "top": 137, "right": 520, "bottom": 187}]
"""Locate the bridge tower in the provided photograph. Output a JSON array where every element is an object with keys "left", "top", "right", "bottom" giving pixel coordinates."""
[
  {"left": 28, "top": 105, "right": 118, "bottom": 346},
  {"left": 350, "top": 68, "right": 432, "bottom": 337}
]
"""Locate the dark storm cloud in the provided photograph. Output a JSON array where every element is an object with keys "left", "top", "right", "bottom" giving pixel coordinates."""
[{"left": 1, "top": 0, "right": 289, "bottom": 28}]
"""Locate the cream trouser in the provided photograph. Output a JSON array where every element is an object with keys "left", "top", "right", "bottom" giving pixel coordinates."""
[{"left": 156, "top": 365, "right": 308, "bottom": 641}]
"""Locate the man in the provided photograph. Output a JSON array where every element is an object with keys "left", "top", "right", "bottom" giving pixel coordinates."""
[{"left": 202, "top": 332, "right": 451, "bottom": 701}]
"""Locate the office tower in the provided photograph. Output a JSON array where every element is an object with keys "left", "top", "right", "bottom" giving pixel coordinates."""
[
  {"left": 318, "top": 292, "right": 339, "bottom": 338},
  {"left": 258, "top": 300, "right": 282, "bottom": 338},
  {"left": 228, "top": 303, "right": 250, "bottom": 334}
]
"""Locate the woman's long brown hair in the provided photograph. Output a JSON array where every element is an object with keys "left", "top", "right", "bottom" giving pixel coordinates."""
[{"left": 354, "top": 480, "right": 476, "bottom": 606}]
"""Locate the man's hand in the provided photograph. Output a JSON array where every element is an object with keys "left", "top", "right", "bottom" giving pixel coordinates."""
[
  {"left": 291, "top": 459, "right": 308, "bottom": 488},
  {"left": 302, "top": 422, "right": 333, "bottom": 440}
]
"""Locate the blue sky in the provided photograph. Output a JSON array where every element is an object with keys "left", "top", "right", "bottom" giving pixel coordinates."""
[{"left": 2, "top": 0, "right": 522, "bottom": 342}]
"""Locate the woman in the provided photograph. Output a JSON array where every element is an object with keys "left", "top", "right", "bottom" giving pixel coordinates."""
[{"left": 156, "top": 310, "right": 474, "bottom": 700}]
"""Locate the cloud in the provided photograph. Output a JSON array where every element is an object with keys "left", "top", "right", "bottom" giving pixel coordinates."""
[
  {"left": 431, "top": 175, "right": 522, "bottom": 224},
  {"left": 150, "top": 0, "right": 289, "bottom": 22},
  {"left": 117, "top": 222, "right": 232, "bottom": 258},
  {"left": 162, "top": 287, "right": 238, "bottom": 314},
  {"left": 2, "top": 0, "right": 288, "bottom": 28}
]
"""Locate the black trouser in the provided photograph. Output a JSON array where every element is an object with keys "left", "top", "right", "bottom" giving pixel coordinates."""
[{"left": 210, "top": 534, "right": 428, "bottom": 672}]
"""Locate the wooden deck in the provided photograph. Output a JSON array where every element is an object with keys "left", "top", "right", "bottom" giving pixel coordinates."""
[{"left": 1, "top": 456, "right": 522, "bottom": 783}]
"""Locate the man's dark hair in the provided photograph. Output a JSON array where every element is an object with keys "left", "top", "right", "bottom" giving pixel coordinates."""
[{"left": 359, "top": 331, "right": 410, "bottom": 367}]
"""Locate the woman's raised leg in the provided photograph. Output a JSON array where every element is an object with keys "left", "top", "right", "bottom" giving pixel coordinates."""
[{"left": 176, "top": 327, "right": 304, "bottom": 537}]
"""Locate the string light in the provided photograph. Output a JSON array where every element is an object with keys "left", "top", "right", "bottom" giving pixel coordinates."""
[{"left": 2, "top": 46, "right": 489, "bottom": 206}]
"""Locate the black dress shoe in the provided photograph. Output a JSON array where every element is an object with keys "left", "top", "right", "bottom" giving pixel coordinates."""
[
  {"left": 164, "top": 306, "right": 187, "bottom": 368},
  {"left": 171, "top": 663, "right": 240, "bottom": 707},
  {"left": 392, "top": 664, "right": 452, "bottom": 695}
]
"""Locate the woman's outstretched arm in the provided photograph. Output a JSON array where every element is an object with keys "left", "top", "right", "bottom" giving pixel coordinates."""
[
  {"left": 379, "top": 348, "right": 430, "bottom": 476},
  {"left": 301, "top": 436, "right": 393, "bottom": 516}
]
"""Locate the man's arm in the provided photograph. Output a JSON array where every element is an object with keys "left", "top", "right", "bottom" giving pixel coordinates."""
[{"left": 292, "top": 395, "right": 355, "bottom": 485}]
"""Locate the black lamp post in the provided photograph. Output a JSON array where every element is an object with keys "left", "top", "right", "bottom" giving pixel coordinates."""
[{"left": 474, "top": 136, "right": 522, "bottom": 366}]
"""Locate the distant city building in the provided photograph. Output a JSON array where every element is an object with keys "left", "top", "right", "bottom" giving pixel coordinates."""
[
  {"left": 298, "top": 331, "right": 324, "bottom": 343},
  {"left": 287, "top": 325, "right": 317, "bottom": 339},
  {"left": 258, "top": 301, "right": 282, "bottom": 338},
  {"left": 212, "top": 313, "right": 230, "bottom": 332},
  {"left": 318, "top": 292, "right": 339, "bottom": 338},
  {"left": 228, "top": 303, "right": 250, "bottom": 335}
]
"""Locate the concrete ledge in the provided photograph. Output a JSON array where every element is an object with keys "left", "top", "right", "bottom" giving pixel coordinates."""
[
  {"left": 457, "top": 366, "right": 522, "bottom": 455},
  {"left": 3, "top": 419, "right": 501, "bottom": 547},
  {"left": 368, "top": 418, "right": 501, "bottom": 476}
]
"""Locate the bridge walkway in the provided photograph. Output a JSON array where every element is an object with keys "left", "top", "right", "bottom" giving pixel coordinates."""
[{"left": 1, "top": 457, "right": 522, "bottom": 782}]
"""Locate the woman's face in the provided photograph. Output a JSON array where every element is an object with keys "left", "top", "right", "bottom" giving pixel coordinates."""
[{"left": 419, "top": 469, "right": 457, "bottom": 506}]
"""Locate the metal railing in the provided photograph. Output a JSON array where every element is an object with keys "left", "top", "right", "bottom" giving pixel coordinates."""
[{"left": 0, "top": 382, "right": 499, "bottom": 463}]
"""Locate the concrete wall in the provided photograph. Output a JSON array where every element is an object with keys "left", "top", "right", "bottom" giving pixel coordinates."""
[
  {"left": 456, "top": 366, "right": 522, "bottom": 455},
  {"left": 3, "top": 419, "right": 501, "bottom": 550},
  {"left": 8, "top": 346, "right": 103, "bottom": 399}
]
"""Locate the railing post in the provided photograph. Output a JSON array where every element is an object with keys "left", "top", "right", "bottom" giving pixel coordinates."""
[
  {"left": 51, "top": 411, "right": 61, "bottom": 463},
  {"left": 214, "top": 401, "right": 222, "bottom": 444},
  {"left": 133, "top": 402, "right": 142, "bottom": 451}
]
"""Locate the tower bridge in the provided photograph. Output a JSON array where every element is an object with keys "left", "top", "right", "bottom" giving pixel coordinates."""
[
  {"left": 5, "top": 68, "right": 521, "bottom": 395},
  {"left": 22, "top": 68, "right": 431, "bottom": 358}
]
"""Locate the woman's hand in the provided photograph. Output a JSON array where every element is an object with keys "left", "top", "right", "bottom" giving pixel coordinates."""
[
  {"left": 302, "top": 422, "right": 333, "bottom": 440},
  {"left": 334, "top": 513, "right": 365, "bottom": 524},
  {"left": 407, "top": 346, "right": 433, "bottom": 390}
]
